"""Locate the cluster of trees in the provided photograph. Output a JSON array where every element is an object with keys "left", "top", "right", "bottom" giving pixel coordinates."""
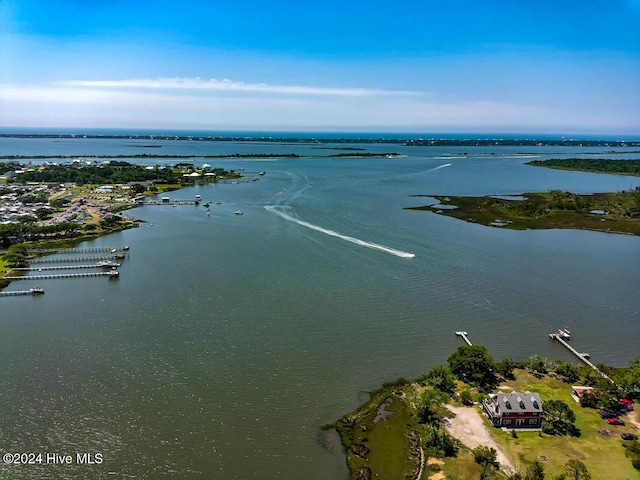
[
  {"left": 527, "top": 158, "right": 640, "bottom": 176},
  {"left": 0, "top": 161, "right": 20, "bottom": 174},
  {"left": 0, "top": 222, "right": 85, "bottom": 250},
  {"left": 16, "top": 164, "right": 182, "bottom": 185}
]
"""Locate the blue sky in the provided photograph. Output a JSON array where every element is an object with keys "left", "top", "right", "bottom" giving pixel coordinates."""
[{"left": 1, "top": 0, "right": 639, "bottom": 133}]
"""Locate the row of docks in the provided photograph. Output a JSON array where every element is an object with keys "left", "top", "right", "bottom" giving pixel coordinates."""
[
  {"left": 29, "top": 255, "right": 124, "bottom": 263},
  {"left": 1, "top": 246, "right": 129, "bottom": 298}
]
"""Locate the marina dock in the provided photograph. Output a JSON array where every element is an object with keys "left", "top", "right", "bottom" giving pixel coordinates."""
[
  {"left": 10, "top": 271, "right": 119, "bottom": 280},
  {"left": 0, "top": 288, "right": 45, "bottom": 297},
  {"left": 455, "top": 331, "right": 473, "bottom": 346}
]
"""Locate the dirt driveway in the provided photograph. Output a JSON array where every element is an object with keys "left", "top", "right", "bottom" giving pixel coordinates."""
[{"left": 444, "top": 405, "right": 515, "bottom": 473}]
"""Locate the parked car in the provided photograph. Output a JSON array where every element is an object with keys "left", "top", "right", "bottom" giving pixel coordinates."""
[
  {"left": 621, "top": 433, "right": 638, "bottom": 440},
  {"left": 599, "top": 411, "right": 617, "bottom": 419},
  {"left": 607, "top": 417, "right": 625, "bottom": 426}
]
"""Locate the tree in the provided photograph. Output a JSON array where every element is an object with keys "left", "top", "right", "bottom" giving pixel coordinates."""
[
  {"left": 473, "top": 445, "right": 497, "bottom": 467},
  {"left": 543, "top": 400, "right": 577, "bottom": 435},
  {"left": 415, "top": 388, "right": 449, "bottom": 425},
  {"left": 423, "top": 424, "right": 458, "bottom": 457},
  {"left": 447, "top": 345, "right": 497, "bottom": 389},
  {"left": 555, "top": 362, "right": 580, "bottom": 383},
  {"left": 564, "top": 459, "right": 590, "bottom": 480},
  {"left": 526, "top": 355, "right": 548, "bottom": 375},
  {"left": 425, "top": 365, "right": 456, "bottom": 395},
  {"left": 459, "top": 389, "right": 474, "bottom": 406},
  {"left": 495, "top": 358, "right": 516, "bottom": 380},
  {"left": 524, "top": 460, "right": 545, "bottom": 480}
]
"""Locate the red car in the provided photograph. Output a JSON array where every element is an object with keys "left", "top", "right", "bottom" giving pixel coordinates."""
[{"left": 607, "top": 417, "right": 625, "bottom": 426}]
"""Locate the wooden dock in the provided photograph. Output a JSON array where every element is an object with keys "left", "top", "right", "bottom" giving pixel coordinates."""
[
  {"left": 29, "top": 255, "right": 124, "bottom": 263},
  {"left": 455, "top": 331, "right": 473, "bottom": 346},
  {"left": 0, "top": 288, "right": 45, "bottom": 297},
  {"left": 10, "top": 271, "right": 119, "bottom": 280},
  {"left": 13, "top": 263, "right": 120, "bottom": 271},
  {"left": 29, "top": 246, "right": 129, "bottom": 254},
  {"left": 549, "top": 333, "right": 613, "bottom": 382}
]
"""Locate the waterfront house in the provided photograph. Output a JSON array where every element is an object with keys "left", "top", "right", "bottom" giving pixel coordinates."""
[{"left": 483, "top": 391, "right": 543, "bottom": 428}]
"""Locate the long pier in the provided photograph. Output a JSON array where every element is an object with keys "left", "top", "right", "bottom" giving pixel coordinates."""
[
  {"left": 28, "top": 246, "right": 129, "bottom": 254},
  {"left": 549, "top": 333, "right": 613, "bottom": 382},
  {"left": 10, "top": 271, "right": 119, "bottom": 280},
  {"left": 13, "top": 263, "right": 120, "bottom": 271},
  {"left": 0, "top": 288, "right": 45, "bottom": 297},
  {"left": 455, "top": 331, "right": 473, "bottom": 346},
  {"left": 29, "top": 255, "right": 124, "bottom": 264}
]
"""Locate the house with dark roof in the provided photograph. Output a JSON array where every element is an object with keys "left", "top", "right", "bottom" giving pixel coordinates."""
[{"left": 483, "top": 391, "right": 543, "bottom": 428}]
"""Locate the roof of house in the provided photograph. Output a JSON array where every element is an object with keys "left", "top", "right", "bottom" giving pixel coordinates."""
[
  {"left": 571, "top": 386, "right": 594, "bottom": 398},
  {"left": 492, "top": 391, "right": 542, "bottom": 414}
]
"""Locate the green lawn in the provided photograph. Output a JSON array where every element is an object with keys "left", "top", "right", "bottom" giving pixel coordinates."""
[{"left": 489, "top": 370, "right": 640, "bottom": 479}]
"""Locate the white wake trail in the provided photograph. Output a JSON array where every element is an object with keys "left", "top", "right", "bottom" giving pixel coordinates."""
[
  {"left": 432, "top": 163, "right": 452, "bottom": 170},
  {"left": 265, "top": 206, "right": 416, "bottom": 259}
]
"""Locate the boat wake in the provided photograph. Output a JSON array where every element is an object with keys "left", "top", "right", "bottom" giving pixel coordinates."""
[
  {"left": 431, "top": 163, "right": 452, "bottom": 171},
  {"left": 264, "top": 206, "right": 416, "bottom": 259}
]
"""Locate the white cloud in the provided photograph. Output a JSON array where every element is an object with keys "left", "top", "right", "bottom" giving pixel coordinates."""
[
  {"left": 1, "top": 83, "right": 637, "bottom": 132},
  {"left": 53, "top": 77, "right": 418, "bottom": 97}
]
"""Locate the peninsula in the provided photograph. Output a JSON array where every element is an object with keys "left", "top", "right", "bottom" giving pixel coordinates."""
[{"left": 334, "top": 345, "right": 640, "bottom": 480}]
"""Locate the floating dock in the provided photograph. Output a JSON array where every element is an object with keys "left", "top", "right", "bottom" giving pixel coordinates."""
[
  {"left": 455, "top": 331, "right": 473, "bottom": 346},
  {"left": 9, "top": 271, "right": 119, "bottom": 281},
  {"left": 549, "top": 333, "right": 613, "bottom": 383},
  {"left": 0, "top": 288, "right": 45, "bottom": 297}
]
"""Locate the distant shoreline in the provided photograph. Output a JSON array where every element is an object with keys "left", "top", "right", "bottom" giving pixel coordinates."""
[{"left": 1, "top": 133, "right": 639, "bottom": 148}]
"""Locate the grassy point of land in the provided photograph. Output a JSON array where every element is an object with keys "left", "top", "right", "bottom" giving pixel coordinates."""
[
  {"left": 407, "top": 190, "right": 640, "bottom": 236},
  {"left": 526, "top": 158, "right": 640, "bottom": 176},
  {"left": 335, "top": 383, "right": 421, "bottom": 479}
]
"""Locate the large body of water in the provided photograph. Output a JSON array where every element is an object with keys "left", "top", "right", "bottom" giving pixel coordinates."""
[{"left": 1, "top": 136, "right": 640, "bottom": 479}]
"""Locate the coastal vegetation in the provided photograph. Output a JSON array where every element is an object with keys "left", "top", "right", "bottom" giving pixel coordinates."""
[
  {"left": 3, "top": 161, "right": 241, "bottom": 185},
  {"left": 334, "top": 346, "right": 640, "bottom": 480},
  {"left": 407, "top": 188, "right": 640, "bottom": 236},
  {"left": 0, "top": 152, "right": 400, "bottom": 162},
  {"left": 526, "top": 158, "right": 640, "bottom": 176}
]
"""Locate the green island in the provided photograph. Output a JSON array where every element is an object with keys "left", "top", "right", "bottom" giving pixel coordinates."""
[
  {"left": 333, "top": 345, "right": 640, "bottom": 480},
  {"left": 406, "top": 189, "right": 640, "bottom": 236},
  {"left": 407, "top": 158, "right": 640, "bottom": 235},
  {"left": 526, "top": 159, "right": 640, "bottom": 176}
]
